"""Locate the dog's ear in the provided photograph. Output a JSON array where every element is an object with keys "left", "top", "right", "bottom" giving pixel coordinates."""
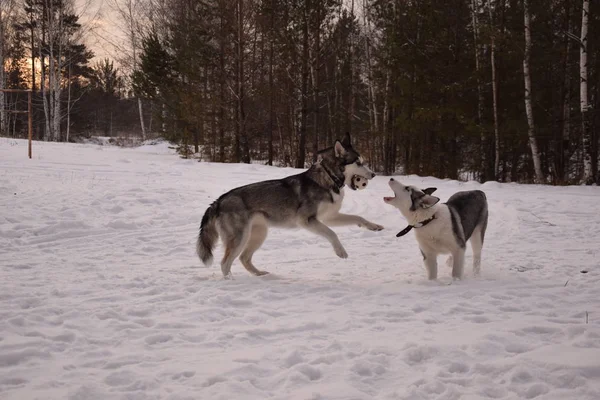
[
  {"left": 420, "top": 195, "right": 440, "bottom": 209},
  {"left": 341, "top": 132, "right": 351, "bottom": 147},
  {"left": 423, "top": 187, "right": 437, "bottom": 195},
  {"left": 334, "top": 140, "right": 347, "bottom": 157}
]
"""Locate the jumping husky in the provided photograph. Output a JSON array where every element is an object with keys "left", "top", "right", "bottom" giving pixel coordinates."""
[
  {"left": 383, "top": 178, "right": 488, "bottom": 280},
  {"left": 197, "top": 133, "right": 384, "bottom": 278}
]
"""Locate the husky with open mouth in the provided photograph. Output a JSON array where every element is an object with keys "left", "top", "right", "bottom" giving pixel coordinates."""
[
  {"left": 197, "top": 133, "right": 384, "bottom": 278},
  {"left": 384, "top": 178, "right": 488, "bottom": 280}
]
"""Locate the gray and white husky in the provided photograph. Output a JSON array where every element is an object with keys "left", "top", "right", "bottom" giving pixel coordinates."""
[
  {"left": 197, "top": 133, "right": 384, "bottom": 278},
  {"left": 383, "top": 178, "right": 488, "bottom": 280}
]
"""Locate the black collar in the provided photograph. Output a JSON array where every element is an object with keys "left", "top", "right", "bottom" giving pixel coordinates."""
[
  {"left": 396, "top": 215, "right": 436, "bottom": 237},
  {"left": 321, "top": 163, "right": 345, "bottom": 191}
]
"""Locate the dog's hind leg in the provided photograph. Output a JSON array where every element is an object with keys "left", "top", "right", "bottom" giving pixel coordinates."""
[
  {"left": 240, "top": 223, "right": 269, "bottom": 276},
  {"left": 451, "top": 248, "right": 466, "bottom": 280},
  {"left": 220, "top": 222, "right": 251, "bottom": 278},
  {"left": 470, "top": 226, "right": 484, "bottom": 276}
]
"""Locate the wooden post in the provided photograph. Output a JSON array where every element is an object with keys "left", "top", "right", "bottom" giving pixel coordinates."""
[{"left": 28, "top": 90, "right": 32, "bottom": 159}]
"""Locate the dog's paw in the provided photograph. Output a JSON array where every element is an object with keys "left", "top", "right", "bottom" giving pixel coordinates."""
[
  {"left": 254, "top": 270, "right": 269, "bottom": 276},
  {"left": 334, "top": 246, "right": 348, "bottom": 259},
  {"left": 364, "top": 222, "right": 384, "bottom": 231}
]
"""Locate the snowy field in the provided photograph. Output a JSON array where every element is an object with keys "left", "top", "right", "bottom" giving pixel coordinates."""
[{"left": 1, "top": 138, "right": 599, "bottom": 400}]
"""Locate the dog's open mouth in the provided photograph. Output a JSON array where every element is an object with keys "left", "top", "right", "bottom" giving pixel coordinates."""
[{"left": 384, "top": 196, "right": 394, "bottom": 202}]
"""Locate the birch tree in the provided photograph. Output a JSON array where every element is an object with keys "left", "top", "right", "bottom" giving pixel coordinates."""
[
  {"left": 0, "top": 0, "right": 18, "bottom": 136},
  {"left": 559, "top": 1, "right": 572, "bottom": 182},
  {"left": 311, "top": 4, "right": 321, "bottom": 163},
  {"left": 487, "top": 0, "right": 500, "bottom": 180},
  {"left": 295, "top": 0, "right": 310, "bottom": 168},
  {"left": 361, "top": 0, "right": 378, "bottom": 141},
  {"left": 39, "top": 0, "right": 63, "bottom": 141},
  {"left": 109, "top": 0, "right": 147, "bottom": 140},
  {"left": 579, "top": 0, "right": 593, "bottom": 184},
  {"left": 522, "top": 0, "right": 544, "bottom": 183},
  {"left": 267, "top": 0, "right": 275, "bottom": 165},
  {"left": 470, "top": 0, "right": 485, "bottom": 179},
  {"left": 235, "top": 0, "right": 250, "bottom": 163}
]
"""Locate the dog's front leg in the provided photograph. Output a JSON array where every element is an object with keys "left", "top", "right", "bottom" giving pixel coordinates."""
[
  {"left": 451, "top": 248, "right": 465, "bottom": 280},
  {"left": 324, "top": 213, "right": 384, "bottom": 231},
  {"left": 300, "top": 217, "right": 348, "bottom": 258},
  {"left": 422, "top": 249, "right": 438, "bottom": 280}
]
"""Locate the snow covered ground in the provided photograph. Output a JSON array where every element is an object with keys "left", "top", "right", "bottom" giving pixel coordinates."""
[{"left": 1, "top": 137, "right": 599, "bottom": 400}]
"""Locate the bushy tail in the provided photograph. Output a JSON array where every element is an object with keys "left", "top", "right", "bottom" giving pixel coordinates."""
[{"left": 197, "top": 201, "right": 219, "bottom": 265}]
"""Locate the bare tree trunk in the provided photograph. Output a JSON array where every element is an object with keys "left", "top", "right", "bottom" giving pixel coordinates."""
[
  {"left": 130, "top": 2, "right": 147, "bottom": 141},
  {"left": 362, "top": 0, "right": 378, "bottom": 134},
  {"left": 382, "top": 70, "right": 392, "bottom": 174},
  {"left": 112, "top": 0, "right": 147, "bottom": 141},
  {"left": 560, "top": 1, "right": 572, "bottom": 182},
  {"left": 267, "top": 4, "right": 274, "bottom": 166},
  {"left": 41, "top": 5, "right": 50, "bottom": 141},
  {"left": 295, "top": 0, "right": 309, "bottom": 168},
  {"left": 218, "top": 2, "right": 226, "bottom": 163},
  {"left": 52, "top": 1, "right": 64, "bottom": 142},
  {"left": 487, "top": 0, "right": 500, "bottom": 180},
  {"left": 0, "top": 0, "right": 18, "bottom": 135},
  {"left": 48, "top": 1, "right": 56, "bottom": 141},
  {"left": 580, "top": 0, "right": 593, "bottom": 184},
  {"left": 471, "top": 0, "right": 486, "bottom": 180},
  {"left": 326, "top": 87, "right": 334, "bottom": 145},
  {"left": 66, "top": 63, "right": 72, "bottom": 142},
  {"left": 311, "top": 6, "right": 321, "bottom": 162},
  {"left": 137, "top": 98, "right": 146, "bottom": 139},
  {"left": 0, "top": 16, "right": 5, "bottom": 136},
  {"left": 28, "top": 6, "right": 36, "bottom": 92},
  {"left": 11, "top": 101, "right": 18, "bottom": 136},
  {"left": 333, "top": 59, "right": 340, "bottom": 140},
  {"left": 237, "top": 0, "right": 250, "bottom": 163},
  {"left": 277, "top": 114, "right": 284, "bottom": 165},
  {"left": 348, "top": 0, "right": 356, "bottom": 135},
  {"left": 523, "top": 0, "right": 544, "bottom": 183}
]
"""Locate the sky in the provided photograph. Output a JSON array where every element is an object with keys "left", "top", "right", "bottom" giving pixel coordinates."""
[
  {"left": 76, "top": 0, "right": 125, "bottom": 65},
  {"left": 75, "top": 0, "right": 363, "bottom": 68}
]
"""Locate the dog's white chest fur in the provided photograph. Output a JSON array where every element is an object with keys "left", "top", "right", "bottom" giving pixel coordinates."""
[
  {"left": 317, "top": 188, "right": 344, "bottom": 220},
  {"left": 413, "top": 207, "right": 455, "bottom": 254}
]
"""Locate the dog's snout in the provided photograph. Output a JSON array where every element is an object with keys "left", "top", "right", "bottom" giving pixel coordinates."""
[
  {"left": 371, "top": 172, "right": 376, "bottom": 179},
  {"left": 390, "top": 178, "right": 395, "bottom": 182}
]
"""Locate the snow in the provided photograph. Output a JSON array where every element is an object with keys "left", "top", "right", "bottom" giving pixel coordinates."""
[{"left": 1, "top": 137, "right": 599, "bottom": 400}]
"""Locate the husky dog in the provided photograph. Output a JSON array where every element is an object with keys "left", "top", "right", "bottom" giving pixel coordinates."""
[
  {"left": 383, "top": 178, "right": 488, "bottom": 280},
  {"left": 197, "top": 133, "right": 384, "bottom": 278}
]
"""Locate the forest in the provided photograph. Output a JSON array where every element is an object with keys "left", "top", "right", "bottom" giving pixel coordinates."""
[{"left": 0, "top": 0, "right": 598, "bottom": 184}]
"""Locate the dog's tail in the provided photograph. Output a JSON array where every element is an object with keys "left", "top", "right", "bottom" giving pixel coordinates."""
[{"left": 197, "top": 201, "right": 219, "bottom": 265}]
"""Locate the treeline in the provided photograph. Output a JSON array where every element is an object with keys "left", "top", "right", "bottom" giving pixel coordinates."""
[
  {"left": 0, "top": 0, "right": 150, "bottom": 143},
  {"left": 0, "top": 0, "right": 598, "bottom": 184}
]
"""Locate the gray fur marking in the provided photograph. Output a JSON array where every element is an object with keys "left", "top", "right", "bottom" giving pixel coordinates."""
[{"left": 446, "top": 190, "right": 488, "bottom": 245}]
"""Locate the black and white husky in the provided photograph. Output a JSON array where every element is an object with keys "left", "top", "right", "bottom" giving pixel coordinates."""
[
  {"left": 197, "top": 133, "right": 384, "bottom": 278},
  {"left": 384, "top": 178, "right": 488, "bottom": 280}
]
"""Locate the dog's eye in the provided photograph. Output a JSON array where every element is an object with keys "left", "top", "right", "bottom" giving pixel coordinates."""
[
  {"left": 405, "top": 187, "right": 410, "bottom": 192},
  {"left": 356, "top": 161, "right": 362, "bottom": 166}
]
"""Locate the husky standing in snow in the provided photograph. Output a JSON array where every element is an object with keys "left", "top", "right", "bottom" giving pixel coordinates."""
[
  {"left": 197, "top": 133, "right": 384, "bottom": 278},
  {"left": 383, "top": 178, "right": 488, "bottom": 280}
]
